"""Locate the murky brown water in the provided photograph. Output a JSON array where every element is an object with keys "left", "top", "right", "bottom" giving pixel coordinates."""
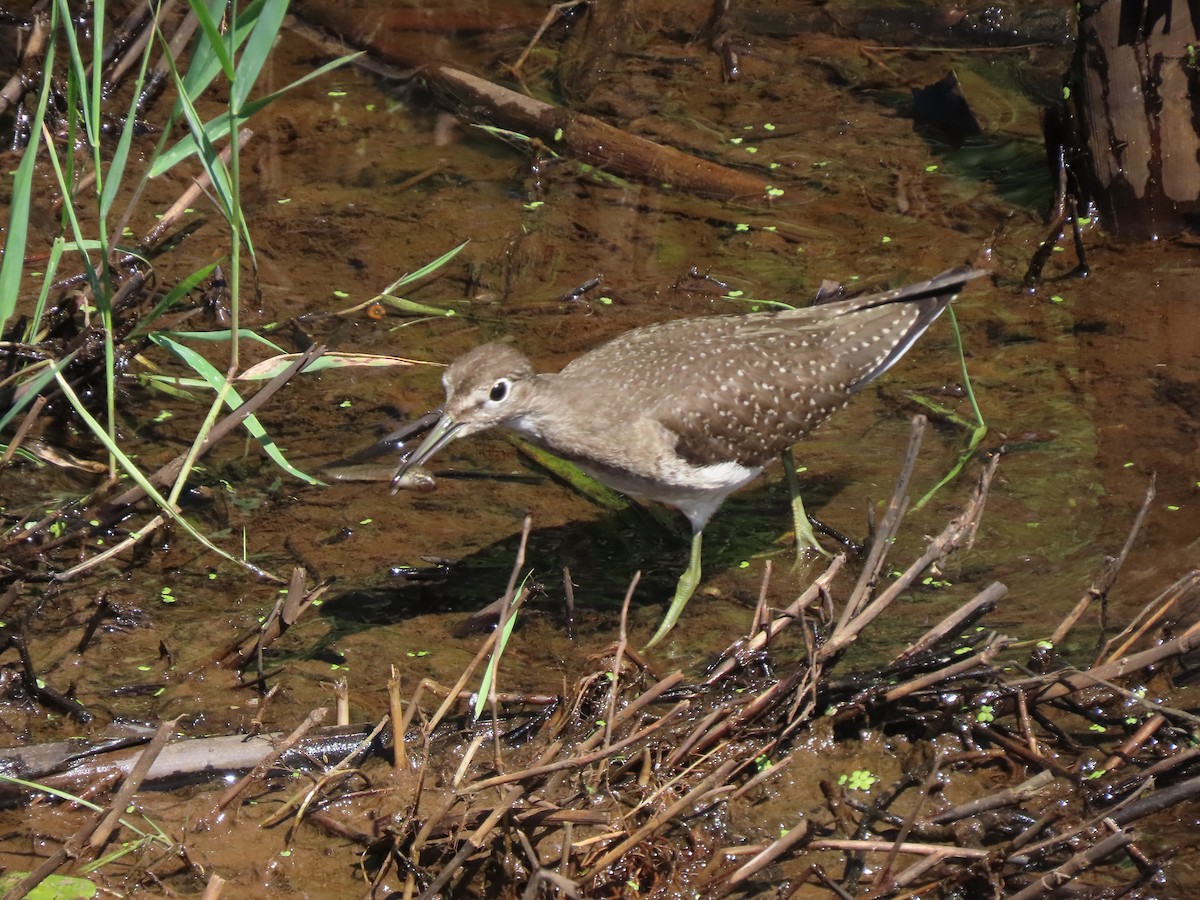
[{"left": 5, "top": 0, "right": 1200, "bottom": 894}]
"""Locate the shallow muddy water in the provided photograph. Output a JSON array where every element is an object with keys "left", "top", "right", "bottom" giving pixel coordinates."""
[{"left": 4, "top": 0, "right": 1200, "bottom": 895}]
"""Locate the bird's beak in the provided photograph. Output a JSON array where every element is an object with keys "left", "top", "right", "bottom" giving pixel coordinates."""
[{"left": 391, "top": 413, "right": 462, "bottom": 494}]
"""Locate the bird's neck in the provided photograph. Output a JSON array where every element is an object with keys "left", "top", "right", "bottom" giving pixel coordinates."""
[
  {"left": 501, "top": 374, "right": 611, "bottom": 462},
  {"left": 500, "top": 374, "right": 560, "bottom": 444}
]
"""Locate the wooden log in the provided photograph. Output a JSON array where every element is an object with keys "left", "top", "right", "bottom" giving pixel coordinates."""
[
  {"left": 421, "top": 64, "right": 775, "bottom": 201},
  {"left": 296, "top": 1, "right": 776, "bottom": 202}
]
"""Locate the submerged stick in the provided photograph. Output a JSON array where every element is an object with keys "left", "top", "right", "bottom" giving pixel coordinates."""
[
  {"left": 89, "top": 716, "right": 180, "bottom": 849},
  {"left": 706, "top": 554, "right": 846, "bottom": 684},
  {"left": 436, "top": 62, "right": 776, "bottom": 201},
  {"left": 1052, "top": 475, "right": 1155, "bottom": 648},
  {"left": 723, "top": 818, "right": 811, "bottom": 888},
  {"left": 842, "top": 414, "right": 926, "bottom": 623},
  {"left": 207, "top": 707, "right": 328, "bottom": 822},
  {"left": 894, "top": 580, "right": 1007, "bottom": 664},
  {"left": 820, "top": 454, "right": 998, "bottom": 662},
  {"left": 292, "top": 11, "right": 777, "bottom": 201},
  {"left": 603, "top": 572, "right": 641, "bottom": 753}
]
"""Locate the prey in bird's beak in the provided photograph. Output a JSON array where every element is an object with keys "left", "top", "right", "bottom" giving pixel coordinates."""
[{"left": 390, "top": 409, "right": 460, "bottom": 494}]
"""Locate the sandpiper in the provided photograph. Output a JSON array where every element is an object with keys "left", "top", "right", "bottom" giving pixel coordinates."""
[{"left": 393, "top": 268, "right": 986, "bottom": 645}]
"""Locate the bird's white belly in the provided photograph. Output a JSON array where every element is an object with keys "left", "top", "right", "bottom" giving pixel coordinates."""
[
  {"left": 573, "top": 458, "right": 762, "bottom": 532},
  {"left": 509, "top": 409, "right": 761, "bottom": 530}
]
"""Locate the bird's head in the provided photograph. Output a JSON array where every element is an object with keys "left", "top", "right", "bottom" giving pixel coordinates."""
[{"left": 392, "top": 343, "right": 535, "bottom": 489}]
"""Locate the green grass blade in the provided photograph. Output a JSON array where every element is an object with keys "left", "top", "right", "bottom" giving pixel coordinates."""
[
  {"left": 0, "top": 773, "right": 106, "bottom": 811},
  {"left": 137, "top": 375, "right": 213, "bottom": 396},
  {"left": 20, "top": 237, "right": 66, "bottom": 343},
  {"left": 181, "top": 0, "right": 259, "bottom": 107},
  {"left": 150, "top": 334, "right": 323, "bottom": 485},
  {"left": 185, "top": 0, "right": 237, "bottom": 83},
  {"left": 514, "top": 439, "right": 629, "bottom": 512},
  {"left": 126, "top": 264, "right": 219, "bottom": 338},
  {"left": 948, "top": 305, "right": 985, "bottom": 430},
  {"left": 53, "top": 0, "right": 97, "bottom": 148},
  {"left": 382, "top": 240, "right": 469, "bottom": 294},
  {"left": 52, "top": 370, "right": 282, "bottom": 579},
  {"left": 0, "top": 23, "right": 56, "bottom": 334},
  {"left": 473, "top": 575, "right": 530, "bottom": 720},
  {"left": 100, "top": 5, "right": 157, "bottom": 222},
  {"left": 373, "top": 241, "right": 469, "bottom": 316},
  {"left": 154, "top": 327, "right": 285, "bottom": 352},
  {"left": 230, "top": 0, "right": 289, "bottom": 112},
  {"left": 173, "top": 84, "right": 236, "bottom": 221},
  {"left": 902, "top": 393, "right": 977, "bottom": 431},
  {"left": 36, "top": 115, "right": 104, "bottom": 301},
  {"left": 912, "top": 305, "right": 987, "bottom": 511},
  {"left": 376, "top": 296, "right": 459, "bottom": 317},
  {"left": 90, "top": 0, "right": 106, "bottom": 158},
  {"left": 0, "top": 776, "right": 165, "bottom": 848}
]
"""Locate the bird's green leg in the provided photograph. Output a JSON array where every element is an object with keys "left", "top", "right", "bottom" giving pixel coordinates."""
[
  {"left": 645, "top": 529, "right": 704, "bottom": 648},
  {"left": 783, "top": 448, "right": 833, "bottom": 562}
]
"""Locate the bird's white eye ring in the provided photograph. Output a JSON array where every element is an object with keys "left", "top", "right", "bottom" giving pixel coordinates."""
[{"left": 489, "top": 380, "right": 509, "bottom": 402}]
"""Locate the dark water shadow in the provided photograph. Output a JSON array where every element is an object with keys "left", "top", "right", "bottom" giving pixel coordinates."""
[{"left": 316, "top": 476, "right": 854, "bottom": 636}]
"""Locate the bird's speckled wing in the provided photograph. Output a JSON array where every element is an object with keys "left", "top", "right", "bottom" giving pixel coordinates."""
[{"left": 555, "top": 269, "right": 978, "bottom": 467}]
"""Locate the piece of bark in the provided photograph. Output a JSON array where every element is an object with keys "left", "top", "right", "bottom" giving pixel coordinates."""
[{"left": 1062, "top": 0, "right": 1200, "bottom": 239}]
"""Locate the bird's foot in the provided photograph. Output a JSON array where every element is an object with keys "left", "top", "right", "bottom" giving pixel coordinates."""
[
  {"left": 793, "top": 511, "right": 834, "bottom": 563},
  {"left": 782, "top": 449, "right": 833, "bottom": 565}
]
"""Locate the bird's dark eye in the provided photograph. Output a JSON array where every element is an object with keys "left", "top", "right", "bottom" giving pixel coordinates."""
[{"left": 490, "top": 380, "right": 509, "bottom": 402}]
